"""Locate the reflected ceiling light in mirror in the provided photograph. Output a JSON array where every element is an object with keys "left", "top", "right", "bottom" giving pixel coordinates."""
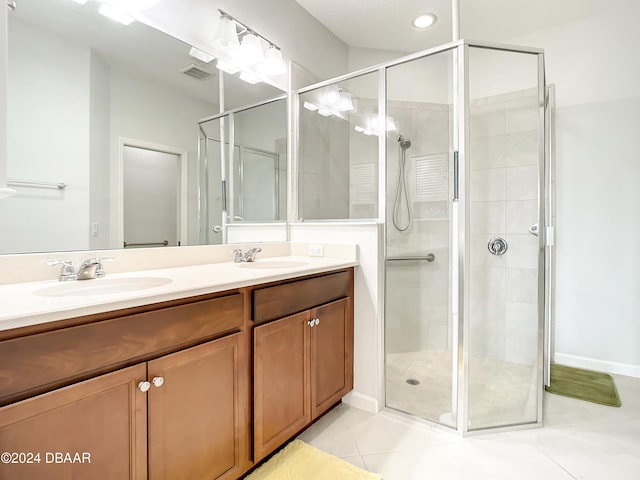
[
  {"left": 239, "top": 32, "right": 264, "bottom": 65},
  {"left": 263, "top": 46, "right": 285, "bottom": 75},
  {"left": 239, "top": 71, "right": 261, "bottom": 84},
  {"left": 216, "top": 60, "right": 240, "bottom": 74},
  {"left": 303, "top": 102, "right": 319, "bottom": 111},
  {"left": 337, "top": 90, "right": 354, "bottom": 112},
  {"left": 189, "top": 47, "right": 215, "bottom": 63},
  {"left": 412, "top": 13, "right": 437, "bottom": 29},
  {"left": 98, "top": 3, "right": 134, "bottom": 25},
  {"left": 212, "top": 14, "right": 240, "bottom": 51},
  {"left": 322, "top": 85, "right": 340, "bottom": 106},
  {"left": 317, "top": 109, "right": 332, "bottom": 117},
  {"left": 210, "top": 9, "right": 286, "bottom": 80}
]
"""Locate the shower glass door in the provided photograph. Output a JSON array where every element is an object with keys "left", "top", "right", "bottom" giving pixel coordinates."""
[
  {"left": 384, "top": 48, "right": 456, "bottom": 427},
  {"left": 465, "top": 46, "right": 543, "bottom": 430}
]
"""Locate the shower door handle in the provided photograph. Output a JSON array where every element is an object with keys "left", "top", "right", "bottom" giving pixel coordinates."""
[{"left": 453, "top": 151, "right": 459, "bottom": 201}]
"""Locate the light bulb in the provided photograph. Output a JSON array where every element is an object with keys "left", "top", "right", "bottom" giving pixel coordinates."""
[
  {"left": 239, "top": 33, "right": 264, "bottom": 66},
  {"left": 263, "top": 46, "right": 285, "bottom": 75}
]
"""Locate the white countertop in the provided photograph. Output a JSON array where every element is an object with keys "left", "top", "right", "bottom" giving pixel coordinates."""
[{"left": 0, "top": 256, "right": 357, "bottom": 332}]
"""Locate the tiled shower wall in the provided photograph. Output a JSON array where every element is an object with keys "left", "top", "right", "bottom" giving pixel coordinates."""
[
  {"left": 469, "top": 88, "right": 540, "bottom": 366},
  {"left": 383, "top": 100, "right": 452, "bottom": 354}
]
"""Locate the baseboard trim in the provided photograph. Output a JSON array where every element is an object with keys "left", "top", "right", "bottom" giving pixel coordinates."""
[
  {"left": 342, "top": 390, "right": 379, "bottom": 413},
  {"left": 554, "top": 353, "right": 640, "bottom": 378}
]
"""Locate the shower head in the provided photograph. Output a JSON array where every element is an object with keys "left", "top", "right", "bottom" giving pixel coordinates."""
[{"left": 397, "top": 135, "right": 411, "bottom": 150}]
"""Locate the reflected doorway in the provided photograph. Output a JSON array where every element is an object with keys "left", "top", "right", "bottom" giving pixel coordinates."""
[{"left": 118, "top": 140, "right": 187, "bottom": 249}]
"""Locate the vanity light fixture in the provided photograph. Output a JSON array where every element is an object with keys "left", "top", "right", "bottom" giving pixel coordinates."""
[
  {"left": 412, "top": 13, "right": 437, "bottom": 29},
  {"left": 216, "top": 60, "right": 240, "bottom": 75},
  {"left": 212, "top": 14, "right": 240, "bottom": 51},
  {"left": 239, "top": 32, "right": 264, "bottom": 66},
  {"left": 263, "top": 46, "right": 286, "bottom": 75},
  {"left": 239, "top": 71, "right": 260, "bottom": 84},
  {"left": 337, "top": 90, "right": 354, "bottom": 112},
  {"left": 317, "top": 109, "right": 332, "bottom": 117},
  {"left": 303, "top": 102, "right": 319, "bottom": 112},
  {"left": 189, "top": 47, "right": 215, "bottom": 63},
  {"left": 211, "top": 10, "right": 285, "bottom": 78}
]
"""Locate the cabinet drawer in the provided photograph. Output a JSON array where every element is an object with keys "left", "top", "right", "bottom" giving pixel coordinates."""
[
  {"left": 253, "top": 270, "right": 351, "bottom": 323},
  {"left": 0, "top": 293, "right": 244, "bottom": 406}
]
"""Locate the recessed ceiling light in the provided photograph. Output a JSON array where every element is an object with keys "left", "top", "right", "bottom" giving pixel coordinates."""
[{"left": 412, "top": 13, "right": 437, "bottom": 29}]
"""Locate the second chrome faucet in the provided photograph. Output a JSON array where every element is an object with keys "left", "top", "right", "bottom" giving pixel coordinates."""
[
  {"left": 46, "top": 257, "right": 114, "bottom": 281},
  {"left": 232, "top": 247, "right": 262, "bottom": 263}
]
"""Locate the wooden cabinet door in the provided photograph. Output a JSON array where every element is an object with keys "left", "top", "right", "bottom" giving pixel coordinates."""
[
  {"left": 253, "top": 311, "right": 310, "bottom": 461},
  {"left": 147, "top": 333, "right": 246, "bottom": 480},
  {"left": 0, "top": 364, "right": 147, "bottom": 480},
  {"left": 310, "top": 298, "right": 353, "bottom": 419}
]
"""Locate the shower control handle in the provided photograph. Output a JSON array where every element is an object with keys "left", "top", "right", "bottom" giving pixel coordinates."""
[{"left": 488, "top": 237, "right": 508, "bottom": 256}]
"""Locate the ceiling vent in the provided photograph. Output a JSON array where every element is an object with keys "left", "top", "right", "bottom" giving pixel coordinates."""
[{"left": 180, "top": 64, "right": 214, "bottom": 80}]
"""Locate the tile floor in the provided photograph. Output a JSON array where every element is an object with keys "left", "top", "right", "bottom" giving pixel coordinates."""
[{"left": 298, "top": 373, "right": 640, "bottom": 479}]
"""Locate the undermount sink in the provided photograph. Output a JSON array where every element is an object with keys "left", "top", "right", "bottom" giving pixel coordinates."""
[
  {"left": 34, "top": 277, "right": 173, "bottom": 297},
  {"left": 237, "top": 260, "right": 309, "bottom": 269}
]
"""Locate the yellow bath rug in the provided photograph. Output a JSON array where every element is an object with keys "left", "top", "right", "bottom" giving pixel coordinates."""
[{"left": 244, "top": 440, "right": 381, "bottom": 480}]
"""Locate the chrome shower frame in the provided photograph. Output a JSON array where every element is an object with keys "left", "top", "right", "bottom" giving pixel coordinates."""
[{"left": 293, "top": 39, "right": 548, "bottom": 435}]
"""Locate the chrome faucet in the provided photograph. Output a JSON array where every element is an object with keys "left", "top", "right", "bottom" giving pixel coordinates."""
[
  {"left": 46, "top": 259, "right": 77, "bottom": 281},
  {"left": 232, "top": 247, "right": 262, "bottom": 263},
  {"left": 47, "top": 257, "right": 113, "bottom": 281},
  {"left": 77, "top": 258, "right": 107, "bottom": 280}
]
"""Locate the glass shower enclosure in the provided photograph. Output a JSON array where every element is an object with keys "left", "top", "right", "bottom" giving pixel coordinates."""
[
  {"left": 296, "top": 39, "right": 547, "bottom": 434},
  {"left": 385, "top": 42, "right": 545, "bottom": 433}
]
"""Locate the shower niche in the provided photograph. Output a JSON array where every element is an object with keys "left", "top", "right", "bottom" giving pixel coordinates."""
[{"left": 295, "top": 41, "right": 547, "bottom": 435}]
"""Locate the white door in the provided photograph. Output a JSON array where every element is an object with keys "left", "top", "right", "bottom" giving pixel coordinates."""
[{"left": 123, "top": 145, "right": 179, "bottom": 248}]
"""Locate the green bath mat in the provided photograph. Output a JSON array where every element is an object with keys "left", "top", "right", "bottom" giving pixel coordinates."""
[{"left": 545, "top": 363, "right": 621, "bottom": 407}]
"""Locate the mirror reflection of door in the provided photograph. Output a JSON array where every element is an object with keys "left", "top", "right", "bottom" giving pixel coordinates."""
[{"left": 123, "top": 145, "right": 179, "bottom": 248}]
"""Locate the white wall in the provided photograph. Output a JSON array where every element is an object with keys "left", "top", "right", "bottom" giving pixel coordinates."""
[
  {"left": 1, "top": 18, "right": 91, "bottom": 254},
  {"left": 508, "top": 3, "right": 640, "bottom": 375},
  {"left": 108, "top": 63, "right": 215, "bottom": 247}
]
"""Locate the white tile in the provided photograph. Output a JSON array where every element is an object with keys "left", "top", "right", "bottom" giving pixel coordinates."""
[
  {"left": 506, "top": 199, "right": 538, "bottom": 234},
  {"left": 506, "top": 165, "right": 538, "bottom": 201},
  {"left": 470, "top": 168, "right": 506, "bottom": 202},
  {"left": 505, "top": 234, "right": 539, "bottom": 269},
  {"left": 471, "top": 103, "right": 506, "bottom": 138},
  {"left": 350, "top": 411, "right": 454, "bottom": 455},
  {"left": 506, "top": 130, "right": 538, "bottom": 167},
  {"left": 506, "top": 267, "right": 539, "bottom": 303},
  {"left": 506, "top": 96, "right": 538, "bottom": 133},
  {"left": 471, "top": 201, "right": 506, "bottom": 234},
  {"left": 470, "top": 135, "right": 506, "bottom": 170},
  {"left": 301, "top": 367, "right": 640, "bottom": 480}
]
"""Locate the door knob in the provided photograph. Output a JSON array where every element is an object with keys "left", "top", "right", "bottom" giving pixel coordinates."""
[
  {"left": 152, "top": 376, "right": 164, "bottom": 388},
  {"left": 138, "top": 381, "right": 151, "bottom": 393}
]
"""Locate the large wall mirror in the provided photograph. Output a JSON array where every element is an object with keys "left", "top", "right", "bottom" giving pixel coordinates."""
[{"left": 0, "top": 0, "right": 285, "bottom": 255}]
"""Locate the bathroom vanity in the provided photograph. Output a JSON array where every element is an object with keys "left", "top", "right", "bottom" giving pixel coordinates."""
[{"left": 0, "top": 257, "right": 355, "bottom": 480}]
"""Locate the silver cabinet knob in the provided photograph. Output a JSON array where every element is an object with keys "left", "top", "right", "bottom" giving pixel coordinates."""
[
  {"left": 307, "top": 320, "right": 315, "bottom": 327},
  {"left": 212, "top": 225, "right": 222, "bottom": 233},
  {"left": 152, "top": 376, "right": 164, "bottom": 388},
  {"left": 314, "top": 318, "right": 320, "bottom": 326},
  {"left": 138, "top": 381, "right": 151, "bottom": 393}
]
